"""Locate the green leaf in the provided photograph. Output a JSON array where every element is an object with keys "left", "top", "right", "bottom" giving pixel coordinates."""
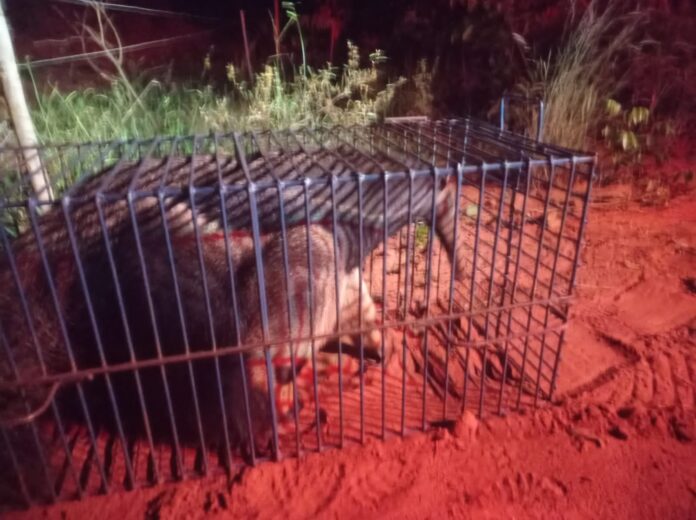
[
  {"left": 282, "top": 2, "right": 298, "bottom": 21},
  {"left": 369, "top": 50, "right": 387, "bottom": 65},
  {"left": 628, "top": 106, "right": 649, "bottom": 127},
  {"left": 605, "top": 98, "right": 622, "bottom": 117},
  {"left": 621, "top": 130, "right": 638, "bottom": 151}
]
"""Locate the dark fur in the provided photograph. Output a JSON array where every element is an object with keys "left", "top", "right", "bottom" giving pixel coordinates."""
[{"left": 0, "top": 219, "right": 380, "bottom": 504}]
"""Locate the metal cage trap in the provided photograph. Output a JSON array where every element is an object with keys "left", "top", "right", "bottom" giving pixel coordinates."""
[{"left": 0, "top": 110, "right": 595, "bottom": 509}]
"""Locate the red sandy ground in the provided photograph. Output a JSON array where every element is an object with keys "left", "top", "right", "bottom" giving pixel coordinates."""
[{"left": 7, "top": 160, "right": 696, "bottom": 519}]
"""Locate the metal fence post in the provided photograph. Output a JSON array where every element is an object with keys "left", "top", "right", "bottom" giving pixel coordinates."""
[{"left": 0, "top": 4, "right": 51, "bottom": 201}]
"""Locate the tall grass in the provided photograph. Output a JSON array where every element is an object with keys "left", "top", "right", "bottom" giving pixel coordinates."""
[
  {"left": 28, "top": 40, "right": 406, "bottom": 145},
  {"left": 517, "top": 1, "right": 645, "bottom": 149},
  {"left": 31, "top": 80, "right": 220, "bottom": 143},
  {"left": 22, "top": 0, "right": 409, "bottom": 144}
]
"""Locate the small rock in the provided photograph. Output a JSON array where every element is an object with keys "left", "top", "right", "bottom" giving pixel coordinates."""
[
  {"left": 546, "top": 209, "right": 563, "bottom": 233},
  {"left": 453, "top": 410, "right": 479, "bottom": 443}
]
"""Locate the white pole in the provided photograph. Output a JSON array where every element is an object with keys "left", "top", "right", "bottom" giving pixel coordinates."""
[{"left": 0, "top": 2, "right": 51, "bottom": 201}]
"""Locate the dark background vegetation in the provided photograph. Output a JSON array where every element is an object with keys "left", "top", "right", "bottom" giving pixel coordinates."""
[{"left": 6, "top": 0, "right": 695, "bottom": 121}]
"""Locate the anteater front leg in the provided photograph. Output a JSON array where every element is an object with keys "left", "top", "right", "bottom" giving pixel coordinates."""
[{"left": 337, "top": 266, "right": 383, "bottom": 356}]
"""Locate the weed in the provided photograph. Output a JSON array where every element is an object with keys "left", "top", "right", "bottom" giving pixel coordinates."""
[
  {"left": 21, "top": 0, "right": 408, "bottom": 146},
  {"left": 210, "top": 41, "right": 406, "bottom": 132},
  {"left": 274, "top": 1, "right": 306, "bottom": 74},
  {"left": 598, "top": 97, "right": 680, "bottom": 181},
  {"left": 30, "top": 80, "right": 222, "bottom": 143},
  {"left": 28, "top": 39, "right": 406, "bottom": 144},
  {"left": 414, "top": 222, "right": 429, "bottom": 251},
  {"left": 516, "top": 1, "right": 645, "bottom": 149},
  {"left": 601, "top": 99, "right": 650, "bottom": 168}
]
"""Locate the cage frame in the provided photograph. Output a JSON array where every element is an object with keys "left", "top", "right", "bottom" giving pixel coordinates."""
[{"left": 0, "top": 115, "right": 595, "bottom": 509}]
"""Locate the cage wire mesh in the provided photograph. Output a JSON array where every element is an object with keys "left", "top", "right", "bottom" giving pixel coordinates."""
[{"left": 0, "top": 117, "right": 594, "bottom": 509}]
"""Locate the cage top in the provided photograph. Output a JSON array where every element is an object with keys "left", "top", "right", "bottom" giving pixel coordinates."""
[{"left": 0, "top": 117, "right": 595, "bottom": 204}]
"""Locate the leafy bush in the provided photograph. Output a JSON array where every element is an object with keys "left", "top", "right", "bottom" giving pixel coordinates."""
[
  {"left": 600, "top": 97, "right": 679, "bottom": 180},
  {"left": 623, "top": 8, "right": 696, "bottom": 133},
  {"left": 601, "top": 99, "right": 651, "bottom": 167},
  {"left": 205, "top": 41, "right": 406, "bottom": 132}
]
